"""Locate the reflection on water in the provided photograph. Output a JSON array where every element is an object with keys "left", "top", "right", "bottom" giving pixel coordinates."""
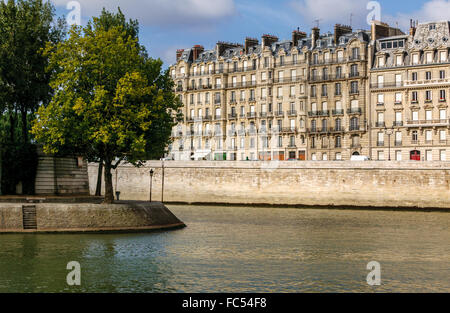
[{"left": 0, "top": 205, "right": 449, "bottom": 292}]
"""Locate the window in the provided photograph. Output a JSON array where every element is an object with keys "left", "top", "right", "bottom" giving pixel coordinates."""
[
  {"left": 290, "top": 86, "right": 296, "bottom": 97},
  {"left": 350, "top": 81, "right": 358, "bottom": 94},
  {"left": 335, "top": 83, "right": 341, "bottom": 96},
  {"left": 395, "top": 111, "right": 402, "bottom": 123},
  {"left": 396, "top": 55, "right": 403, "bottom": 66},
  {"left": 377, "top": 94, "right": 384, "bottom": 104},
  {"left": 425, "top": 90, "right": 432, "bottom": 101},
  {"left": 395, "top": 92, "right": 402, "bottom": 103},
  {"left": 440, "top": 130, "right": 446, "bottom": 141},
  {"left": 440, "top": 109, "right": 447, "bottom": 120},
  {"left": 396, "top": 151, "right": 402, "bottom": 161},
  {"left": 412, "top": 130, "right": 418, "bottom": 142},
  {"left": 335, "top": 152, "right": 342, "bottom": 160},
  {"left": 335, "top": 136, "right": 341, "bottom": 148},
  {"left": 412, "top": 54, "right": 419, "bottom": 65},
  {"left": 412, "top": 91, "right": 418, "bottom": 102},
  {"left": 311, "top": 85, "right": 317, "bottom": 97},
  {"left": 425, "top": 130, "right": 432, "bottom": 142},
  {"left": 426, "top": 110, "right": 432, "bottom": 121},
  {"left": 412, "top": 72, "right": 418, "bottom": 81},
  {"left": 412, "top": 111, "right": 419, "bottom": 121},
  {"left": 322, "top": 84, "right": 328, "bottom": 97},
  {"left": 426, "top": 71, "right": 432, "bottom": 80},
  {"left": 377, "top": 75, "right": 384, "bottom": 88},
  {"left": 378, "top": 151, "right": 384, "bottom": 160},
  {"left": 278, "top": 136, "right": 283, "bottom": 147},
  {"left": 426, "top": 52, "right": 433, "bottom": 63},
  {"left": 352, "top": 48, "right": 359, "bottom": 59},
  {"left": 440, "top": 90, "right": 446, "bottom": 100},
  {"left": 440, "top": 70, "right": 446, "bottom": 79},
  {"left": 440, "top": 150, "right": 446, "bottom": 161},
  {"left": 440, "top": 51, "right": 447, "bottom": 62},
  {"left": 378, "top": 57, "right": 385, "bottom": 67},
  {"left": 426, "top": 150, "right": 432, "bottom": 161}
]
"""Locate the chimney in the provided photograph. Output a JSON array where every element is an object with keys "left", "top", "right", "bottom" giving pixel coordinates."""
[
  {"left": 311, "top": 27, "right": 320, "bottom": 48},
  {"left": 292, "top": 28, "right": 307, "bottom": 46},
  {"left": 409, "top": 19, "right": 417, "bottom": 37},
  {"left": 192, "top": 45, "right": 204, "bottom": 61},
  {"left": 334, "top": 24, "right": 352, "bottom": 45},
  {"left": 176, "top": 49, "right": 184, "bottom": 62},
  {"left": 216, "top": 41, "right": 242, "bottom": 57},
  {"left": 261, "top": 34, "right": 279, "bottom": 48},
  {"left": 245, "top": 37, "right": 259, "bottom": 54}
]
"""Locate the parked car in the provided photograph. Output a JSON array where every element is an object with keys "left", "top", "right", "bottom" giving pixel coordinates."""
[{"left": 350, "top": 155, "right": 370, "bottom": 161}]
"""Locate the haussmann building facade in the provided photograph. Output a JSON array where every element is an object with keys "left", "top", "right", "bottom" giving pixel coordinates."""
[{"left": 168, "top": 20, "right": 450, "bottom": 162}]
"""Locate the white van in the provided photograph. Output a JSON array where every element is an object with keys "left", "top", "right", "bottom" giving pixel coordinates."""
[{"left": 350, "top": 155, "right": 370, "bottom": 161}]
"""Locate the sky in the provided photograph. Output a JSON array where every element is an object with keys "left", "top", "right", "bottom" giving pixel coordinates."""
[{"left": 50, "top": 0, "right": 450, "bottom": 67}]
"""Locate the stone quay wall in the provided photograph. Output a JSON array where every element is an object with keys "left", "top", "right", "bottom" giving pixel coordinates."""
[
  {"left": 0, "top": 202, "right": 185, "bottom": 233},
  {"left": 88, "top": 161, "right": 450, "bottom": 209}
]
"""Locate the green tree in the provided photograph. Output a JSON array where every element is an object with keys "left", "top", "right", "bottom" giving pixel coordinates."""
[
  {"left": 32, "top": 9, "right": 182, "bottom": 203},
  {"left": 0, "top": 0, "right": 66, "bottom": 143}
]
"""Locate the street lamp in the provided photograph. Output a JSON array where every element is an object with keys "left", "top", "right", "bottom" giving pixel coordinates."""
[
  {"left": 149, "top": 169, "right": 154, "bottom": 202},
  {"left": 384, "top": 127, "right": 394, "bottom": 161}
]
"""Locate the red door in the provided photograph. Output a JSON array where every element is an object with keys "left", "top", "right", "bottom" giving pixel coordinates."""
[{"left": 410, "top": 150, "right": 421, "bottom": 161}]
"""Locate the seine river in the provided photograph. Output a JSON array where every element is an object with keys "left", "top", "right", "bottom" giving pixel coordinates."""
[{"left": 0, "top": 205, "right": 449, "bottom": 293}]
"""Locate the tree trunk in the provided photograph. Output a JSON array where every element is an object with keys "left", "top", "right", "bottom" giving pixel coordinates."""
[
  {"left": 103, "top": 161, "right": 114, "bottom": 204},
  {"left": 9, "top": 111, "right": 15, "bottom": 143},
  {"left": 95, "top": 160, "right": 103, "bottom": 196},
  {"left": 21, "top": 109, "right": 27, "bottom": 143}
]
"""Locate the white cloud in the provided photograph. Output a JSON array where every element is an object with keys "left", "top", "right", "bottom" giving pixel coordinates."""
[
  {"left": 51, "top": 0, "right": 236, "bottom": 26},
  {"left": 385, "top": 0, "right": 450, "bottom": 30},
  {"left": 289, "top": 0, "right": 369, "bottom": 28}
]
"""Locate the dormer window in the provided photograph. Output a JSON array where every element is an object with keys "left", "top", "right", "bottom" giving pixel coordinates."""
[
  {"left": 378, "top": 56, "right": 385, "bottom": 67},
  {"left": 429, "top": 24, "right": 436, "bottom": 30}
]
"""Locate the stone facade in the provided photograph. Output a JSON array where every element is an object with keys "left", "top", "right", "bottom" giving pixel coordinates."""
[
  {"left": 88, "top": 161, "right": 450, "bottom": 209},
  {"left": 370, "top": 21, "right": 450, "bottom": 161},
  {"left": 168, "top": 20, "right": 450, "bottom": 162}
]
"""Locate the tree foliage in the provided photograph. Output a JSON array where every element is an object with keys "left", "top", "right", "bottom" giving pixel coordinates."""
[
  {"left": 0, "top": 0, "right": 66, "bottom": 143},
  {"left": 32, "top": 8, "right": 182, "bottom": 203}
]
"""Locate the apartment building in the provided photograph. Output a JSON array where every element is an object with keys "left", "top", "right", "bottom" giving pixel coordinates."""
[
  {"left": 370, "top": 20, "right": 450, "bottom": 161},
  {"left": 168, "top": 20, "right": 450, "bottom": 162}
]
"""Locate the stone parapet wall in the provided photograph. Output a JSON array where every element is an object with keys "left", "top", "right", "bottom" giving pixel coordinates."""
[
  {"left": 0, "top": 202, "right": 185, "bottom": 233},
  {"left": 88, "top": 161, "right": 450, "bottom": 209}
]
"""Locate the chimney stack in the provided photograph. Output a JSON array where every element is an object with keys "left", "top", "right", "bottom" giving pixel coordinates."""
[
  {"left": 192, "top": 45, "right": 204, "bottom": 61},
  {"left": 409, "top": 19, "right": 417, "bottom": 37},
  {"left": 311, "top": 27, "right": 320, "bottom": 48},
  {"left": 261, "top": 34, "right": 279, "bottom": 48},
  {"left": 215, "top": 42, "right": 242, "bottom": 57},
  {"left": 334, "top": 24, "right": 352, "bottom": 45},
  {"left": 176, "top": 49, "right": 184, "bottom": 62},
  {"left": 292, "top": 28, "right": 307, "bottom": 46},
  {"left": 245, "top": 37, "right": 259, "bottom": 54}
]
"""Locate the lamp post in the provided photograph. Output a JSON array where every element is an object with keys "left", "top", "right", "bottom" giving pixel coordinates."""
[
  {"left": 115, "top": 168, "right": 120, "bottom": 201},
  {"left": 149, "top": 169, "right": 154, "bottom": 202},
  {"left": 384, "top": 127, "right": 394, "bottom": 161},
  {"left": 161, "top": 159, "right": 165, "bottom": 203}
]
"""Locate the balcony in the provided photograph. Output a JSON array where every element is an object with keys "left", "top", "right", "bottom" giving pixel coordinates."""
[
  {"left": 370, "top": 82, "right": 404, "bottom": 89},
  {"left": 349, "top": 71, "right": 360, "bottom": 78},
  {"left": 214, "top": 99, "right": 221, "bottom": 105},
  {"left": 406, "top": 119, "right": 450, "bottom": 127},
  {"left": 281, "top": 127, "right": 297, "bottom": 134},
  {"left": 214, "top": 115, "right": 222, "bottom": 120},
  {"left": 332, "top": 109, "right": 344, "bottom": 115},
  {"left": 203, "top": 115, "right": 212, "bottom": 121},
  {"left": 260, "top": 112, "right": 268, "bottom": 118},
  {"left": 395, "top": 140, "right": 402, "bottom": 146},
  {"left": 228, "top": 130, "right": 237, "bottom": 136},
  {"left": 247, "top": 112, "right": 257, "bottom": 118},
  {"left": 393, "top": 121, "right": 403, "bottom": 127},
  {"left": 347, "top": 108, "right": 362, "bottom": 114},
  {"left": 349, "top": 125, "right": 361, "bottom": 131},
  {"left": 275, "top": 111, "right": 284, "bottom": 117},
  {"left": 287, "top": 110, "right": 297, "bottom": 116},
  {"left": 377, "top": 141, "right": 385, "bottom": 147},
  {"left": 228, "top": 113, "right": 237, "bottom": 120},
  {"left": 375, "top": 122, "right": 385, "bottom": 128}
]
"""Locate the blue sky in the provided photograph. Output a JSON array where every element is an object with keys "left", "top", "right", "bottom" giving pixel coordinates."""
[{"left": 51, "top": 0, "right": 450, "bottom": 67}]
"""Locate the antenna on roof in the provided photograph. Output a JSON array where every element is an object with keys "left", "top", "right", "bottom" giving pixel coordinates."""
[{"left": 314, "top": 19, "right": 322, "bottom": 28}]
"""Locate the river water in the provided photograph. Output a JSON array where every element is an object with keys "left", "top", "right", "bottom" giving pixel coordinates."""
[{"left": 0, "top": 205, "right": 449, "bottom": 293}]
